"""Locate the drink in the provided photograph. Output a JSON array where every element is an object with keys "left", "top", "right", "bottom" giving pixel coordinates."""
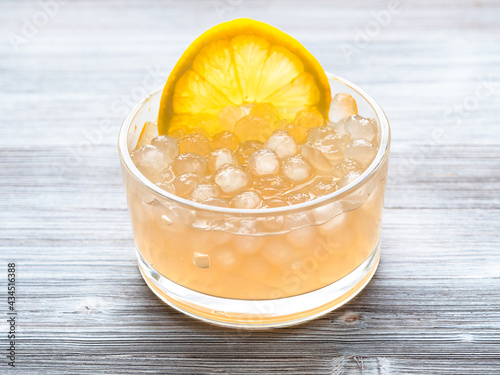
[{"left": 118, "top": 19, "right": 390, "bottom": 327}]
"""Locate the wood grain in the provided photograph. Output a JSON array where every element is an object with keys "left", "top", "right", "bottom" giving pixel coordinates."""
[{"left": 1, "top": 0, "right": 500, "bottom": 373}]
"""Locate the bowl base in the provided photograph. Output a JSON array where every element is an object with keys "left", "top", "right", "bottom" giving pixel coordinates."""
[{"left": 137, "top": 243, "right": 380, "bottom": 329}]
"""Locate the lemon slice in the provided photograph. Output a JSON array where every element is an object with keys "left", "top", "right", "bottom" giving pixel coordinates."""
[{"left": 158, "top": 18, "right": 331, "bottom": 137}]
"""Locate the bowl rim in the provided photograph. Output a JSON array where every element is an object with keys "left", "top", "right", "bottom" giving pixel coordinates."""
[{"left": 118, "top": 72, "right": 391, "bottom": 216}]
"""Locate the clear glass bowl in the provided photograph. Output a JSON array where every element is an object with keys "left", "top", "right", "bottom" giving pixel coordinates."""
[{"left": 118, "top": 73, "right": 391, "bottom": 328}]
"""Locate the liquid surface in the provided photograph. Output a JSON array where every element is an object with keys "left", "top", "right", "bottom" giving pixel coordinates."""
[{"left": 131, "top": 93, "right": 380, "bottom": 209}]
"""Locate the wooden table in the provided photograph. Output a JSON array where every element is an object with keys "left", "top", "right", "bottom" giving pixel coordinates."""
[{"left": 1, "top": 0, "right": 499, "bottom": 373}]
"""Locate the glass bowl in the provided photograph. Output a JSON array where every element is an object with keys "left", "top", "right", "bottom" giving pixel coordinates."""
[{"left": 118, "top": 73, "right": 390, "bottom": 328}]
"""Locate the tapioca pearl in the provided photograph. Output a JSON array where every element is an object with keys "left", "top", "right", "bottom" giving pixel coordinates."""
[
  {"left": 282, "top": 122, "right": 307, "bottom": 144},
  {"left": 253, "top": 175, "right": 293, "bottom": 198},
  {"left": 261, "top": 238, "right": 297, "bottom": 266},
  {"left": 150, "top": 135, "right": 179, "bottom": 161},
  {"left": 318, "top": 213, "right": 346, "bottom": 236},
  {"left": 285, "top": 192, "right": 312, "bottom": 205},
  {"left": 344, "top": 115, "right": 377, "bottom": 142},
  {"left": 281, "top": 154, "right": 313, "bottom": 184},
  {"left": 211, "top": 130, "right": 240, "bottom": 151},
  {"left": 178, "top": 132, "right": 211, "bottom": 156},
  {"left": 172, "top": 173, "right": 203, "bottom": 197},
  {"left": 207, "top": 148, "right": 237, "bottom": 174},
  {"left": 311, "top": 133, "right": 347, "bottom": 165},
  {"left": 160, "top": 168, "right": 175, "bottom": 183},
  {"left": 214, "top": 164, "right": 252, "bottom": 196},
  {"left": 257, "top": 215, "right": 284, "bottom": 233},
  {"left": 189, "top": 183, "right": 220, "bottom": 202},
  {"left": 248, "top": 148, "right": 280, "bottom": 176},
  {"left": 188, "top": 229, "right": 231, "bottom": 250},
  {"left": 155, "top": 181, "right": 176, "bottom": 194},
  {"left": 308, "top": 177, "right": 339, "bottom": 197},
  {"left": 262, "top": 197, "right": 290, "bottom": 208},
  {"left": 230, "top": 190, "right": 263, "bottom": 209},
  {"left": 300, "top": 143, "right": 332, "bottom": 175},
  {"left": 249, "top": 102, "right": 281, "bottom": 125},
  {"left": 283, "top": 212, "right": 314, "bottom": 230},
  {"left": 249, "top": 103, "right": 281, "bottom": 127},
  {"left": 218, "top": 106, "right": 246, "bottom": 132},
  {"left": 346, "top": 139, "right": 377, "bottom": 166},
  {"left": 294, "top": 109, "right": 326, "bottom": 129},
  {"left": 235, "top": 140, "right": 263, "bottom": 165},
  {"left": 340, "top": 185, "right": 371, "bottom": 212},
  {"left": 329, "top": 118, "right": 347, "bottom": 135},
  {"left": 307, "top": 125, "right": 336, "bottom": 143},
  {"left": 172, "top": 153, "right": 207, "bottom": 176},
  {"left": 233, "top": 235, "right": 264, "bottom": 254},
  {"left": 213, "top": 246, "right": 238, "bottom": 268},
  {"left": 202, "top": 197, "right": 229, "bottom": 207},
  {"left": 312, "top": 201, "right": 343, "bottom": 224},
  {"left": 234, "top": 115, "right": 273, "bottom": 142},
  {"left": 131, "top": 144, "right": 172, "bottom": 183},
  {"left": 337, "top": 170, "right": 362, "bottom": 189},
  {"left": 264, "top": 130, "right": 298, "bottom": 159},
  {"left": 285, "top": 226, "right": 317, "bottom": 248},
  {"left": 331, "top": 158, "right": 364, "bottom": 179},
  {"left": 329, "top": 92, "right": 358, "bottom": 123}
]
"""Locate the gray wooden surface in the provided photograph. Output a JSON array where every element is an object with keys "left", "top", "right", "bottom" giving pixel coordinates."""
[{"left": 1, "top": 0, "right": 500, "bottom": 373}]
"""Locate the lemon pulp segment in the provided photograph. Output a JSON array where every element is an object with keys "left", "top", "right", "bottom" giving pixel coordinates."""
[{"left": 158, "top": 18, "right": 331, "bottom": 136}]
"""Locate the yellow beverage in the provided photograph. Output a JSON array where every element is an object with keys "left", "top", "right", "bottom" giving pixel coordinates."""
[
  {"left": 118, "top": 20, "right": 390, "bottom": 327},
  {"left": 119, "top": 74, "right": 390, "bottom": 328},
  {"left": 126, "top": 164, "right": 387, "bottom": 300}
]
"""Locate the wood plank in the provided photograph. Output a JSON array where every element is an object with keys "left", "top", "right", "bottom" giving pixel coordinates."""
[{"left": 1, "top": 0, "right": 499, "bottom": 373}]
